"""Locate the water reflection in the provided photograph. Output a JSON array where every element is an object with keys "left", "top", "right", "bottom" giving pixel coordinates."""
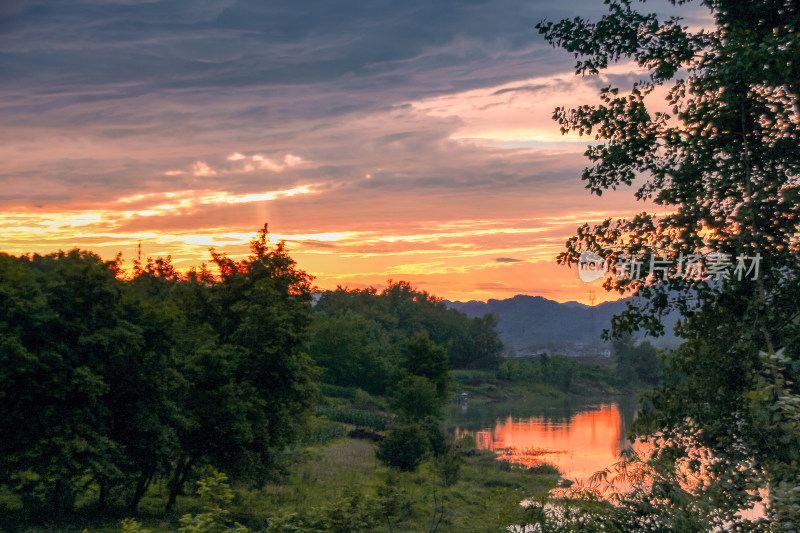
[
  {"left": 450, "top": 396, "right": 767, "bottom": 521},
  {"left": 450, "top": 397, "right": 638, "bottom": 485}
]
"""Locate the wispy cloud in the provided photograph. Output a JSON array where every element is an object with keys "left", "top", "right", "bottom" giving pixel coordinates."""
[{"left": 0, "top": 0, "right": 710, "bottom": 302}]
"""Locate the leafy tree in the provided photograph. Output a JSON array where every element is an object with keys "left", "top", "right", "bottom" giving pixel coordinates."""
[
  {"left": 538, "top": 0, "right": 800, "bottom": 527},
  {"left": 306, "top": 311, "right": 391, "bottom": 394},
  {"left": 0, "top": 251, "right": 151, "bottom": 515},
  {"left": 389, "top": 375, "right": 442, "bottom": 422},
  {"left": 457, "top": 314, "right": 504, "bottom": 370},
  {"left": 379, "top": 334, "right": 451, "bottom": 471},
  {"left": 0, "top": 224, "right": 317, "bottom": 518},
  {"left": 401, "top": 332, "right": 451, "bottom": 402},
  {"left": 376, "top": 424, "right": 430, "bottom": 472},
  {"left": 164, "top": 225, "right": 317, "bottom": 509},
  {"left": 612, "top": 335, "right": 660, "bottom": 386}
]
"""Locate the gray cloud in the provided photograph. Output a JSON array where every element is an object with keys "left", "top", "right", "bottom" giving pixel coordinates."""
[
  {"left": 0, "top": 0, "right": 711, "bottom": 209},
  {"left": 1, "top": 0, "right": 617, "bottom": 112}
]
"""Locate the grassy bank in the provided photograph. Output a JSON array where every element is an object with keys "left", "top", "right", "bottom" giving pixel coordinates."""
[
  {"left": 452, "top": 354, "right": 650, "bottom": 403},
  {"left": 1, "top": 364, "right": 637, "bottom": 532},
  {"left": 2, "top": 435, "right": 560, "bottom": 533}
]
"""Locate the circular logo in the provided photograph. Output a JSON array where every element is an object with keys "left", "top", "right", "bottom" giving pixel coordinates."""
[{"left": 578, "top": 251, "right": 608, "bottom": 283}]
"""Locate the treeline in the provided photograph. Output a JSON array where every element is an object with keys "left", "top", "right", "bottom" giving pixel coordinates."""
[
  {"left": 0, "top": 226, "right": 504, "bottom": 521},
  {"left": 307, "top": 281, "right": 504, "bottom": 475},
  {"left": 307, "top": 281, "right": 503, "bottom": 395},
  {"left": 494, "top": 337, "right": 660, "bottom": 393},
  {"left": 0, "top": 227, "right": 315, "bottom": 516}
]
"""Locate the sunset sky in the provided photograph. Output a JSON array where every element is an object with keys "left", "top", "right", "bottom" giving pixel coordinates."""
[{"left": 1, "top": 0, "right": 709, "bottom": 304}]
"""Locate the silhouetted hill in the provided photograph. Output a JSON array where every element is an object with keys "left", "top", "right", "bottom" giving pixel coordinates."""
[{"left": 445, "top": 295, "right": 679, "bottom": 355}]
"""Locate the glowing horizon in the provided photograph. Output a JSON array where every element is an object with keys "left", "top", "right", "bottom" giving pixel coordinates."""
[{"left": 0, "top": 0, "right": 710, "bottom": 305}]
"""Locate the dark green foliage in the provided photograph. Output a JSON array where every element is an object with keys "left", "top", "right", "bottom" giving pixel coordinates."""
[
  {"left": 0, "top": 249, "right": 180, "bottom": 515},
  {"left": 401, "top": 332, "right": 451, "bottom": 401},
  {"left": 313, "top": 407, "right": 389, "bottom": 431},
  {"left": 318, "top": 383, "right": 359, "bottom": 400},
  {"left": 538, "top": 0, "right": 800, "bottom": 527},
  {"left": 0, "top": 225, "right": 315, "bottom": 517},
  {"left": 495, "top": 355, "right": 604, "bottom": 392},
  {"left": 378, "top": 333, "right": 452, "bottom": 471},
  {"left": 375, "top": 424, "right": 430, "bottom": 472},
  {"left": 526, "top": 463, "right": 560, "bottom": 477},
  {"left": 306, "top": 312, "right": 390, "bottom": 395},
  {"left": 420, "top": 418, "right": 449, "bottom": 459},
  {"left": 389, "top": 375, "right": 442, "bottom": 422},
  {"left": 612, "top": 334, "right": 660, "bottom": 386},
  {"left": 170, "top": 229, "right": 316, "bottom": 490},
  {"left": 311, "top": 281, "right": 503, "bottom": 374}
]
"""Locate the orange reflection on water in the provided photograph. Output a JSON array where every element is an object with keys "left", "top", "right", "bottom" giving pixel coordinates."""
[{"left": 459, "top": 404, "right": 626, "bottom": 482}]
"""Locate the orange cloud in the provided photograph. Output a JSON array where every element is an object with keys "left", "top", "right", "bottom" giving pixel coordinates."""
[{"left": 192, "top": 161, "right": 216, "bottom": 176}]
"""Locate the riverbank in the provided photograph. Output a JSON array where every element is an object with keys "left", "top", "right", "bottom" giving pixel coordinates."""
[
  {"left": 3, "top": 436, "right": 561, "bottom": 533},
  {"left": 451, "top": 363, "right": 645, "bottom": 404},
  {"left": 2, "top": 372, "right": 645, "bottom": 532}
]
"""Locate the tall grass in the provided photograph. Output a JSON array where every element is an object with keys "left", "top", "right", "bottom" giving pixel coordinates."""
[
  {"left": 299, "top": 417, "right": 349, "bottom": 445},
  {"left": 314, "top": 407, "right": 390, "bottom": 431}
]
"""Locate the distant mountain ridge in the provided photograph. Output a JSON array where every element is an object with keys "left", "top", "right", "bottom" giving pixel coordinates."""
[{"left": 444, "top": 294, "right": 679, "bottom": 355}]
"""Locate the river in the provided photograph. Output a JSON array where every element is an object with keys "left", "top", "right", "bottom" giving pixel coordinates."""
[
  {"left": 448, "top": 394, "right": 766, "bottom": 522},
  {"left": 447, "top": 394, "right": 639, "bottom": 485}
]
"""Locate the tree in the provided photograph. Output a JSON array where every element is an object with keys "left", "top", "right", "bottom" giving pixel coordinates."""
[
  {"left": 306, "top": 311, "right": 391, "bottom": 394},
  {"left": 164, "top": 225, "right": 317, "bottom": 509},
  {"left": 379, "top": 333, "right": 451, "bottom": 472},
  {"left": 0, "top": 225, "right": 318, "bottom": 518},
  {"left": 538, "top": 0, "right": 800, "bottom": 528},
  {"left": 313, "top": 282, "right": 504, "bottom": 370},
  {"left": 0, "top": 250, "right": 181, "bottom": 515},
  {"left": 612, "top": 334, "right": 660, "bottom": 386},
  {"left": 389, "top": 375, "right": 442, "bottom": 422},
  {"left": 376, "top": 424, "right": 430, "bottom": 472},
  {"left": 401, "top": 332, "right": 451, "bottom": 402}
]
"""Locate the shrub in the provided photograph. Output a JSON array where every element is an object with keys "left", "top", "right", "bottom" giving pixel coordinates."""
[{"left": 375, "top": 424, "right": 430, "bottom": 472}]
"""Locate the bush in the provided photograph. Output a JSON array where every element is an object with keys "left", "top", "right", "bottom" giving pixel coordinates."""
[
  {"left": 389, "top": 375, "right": 441, "bottom": 422},
  {"left": 375, "top": 424, "right": 430, "bottom": 472},
  {"left": 527, "top": 463, "right": 561, "bottom": 476},
  {"left": 352, "top": 388, "right": 383, "bottom": 411},
  {"left": 438, "top": 447, "right": 464, "bottom": 487},
  {"left": 177, "top": 468, "right": 248, "bottom": 533},
  {"left": 420, "top": 417, "right": 448, "bottom": 458},
  {"left": 457, "top": 433, "right": 477, "bottom": 451}
]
